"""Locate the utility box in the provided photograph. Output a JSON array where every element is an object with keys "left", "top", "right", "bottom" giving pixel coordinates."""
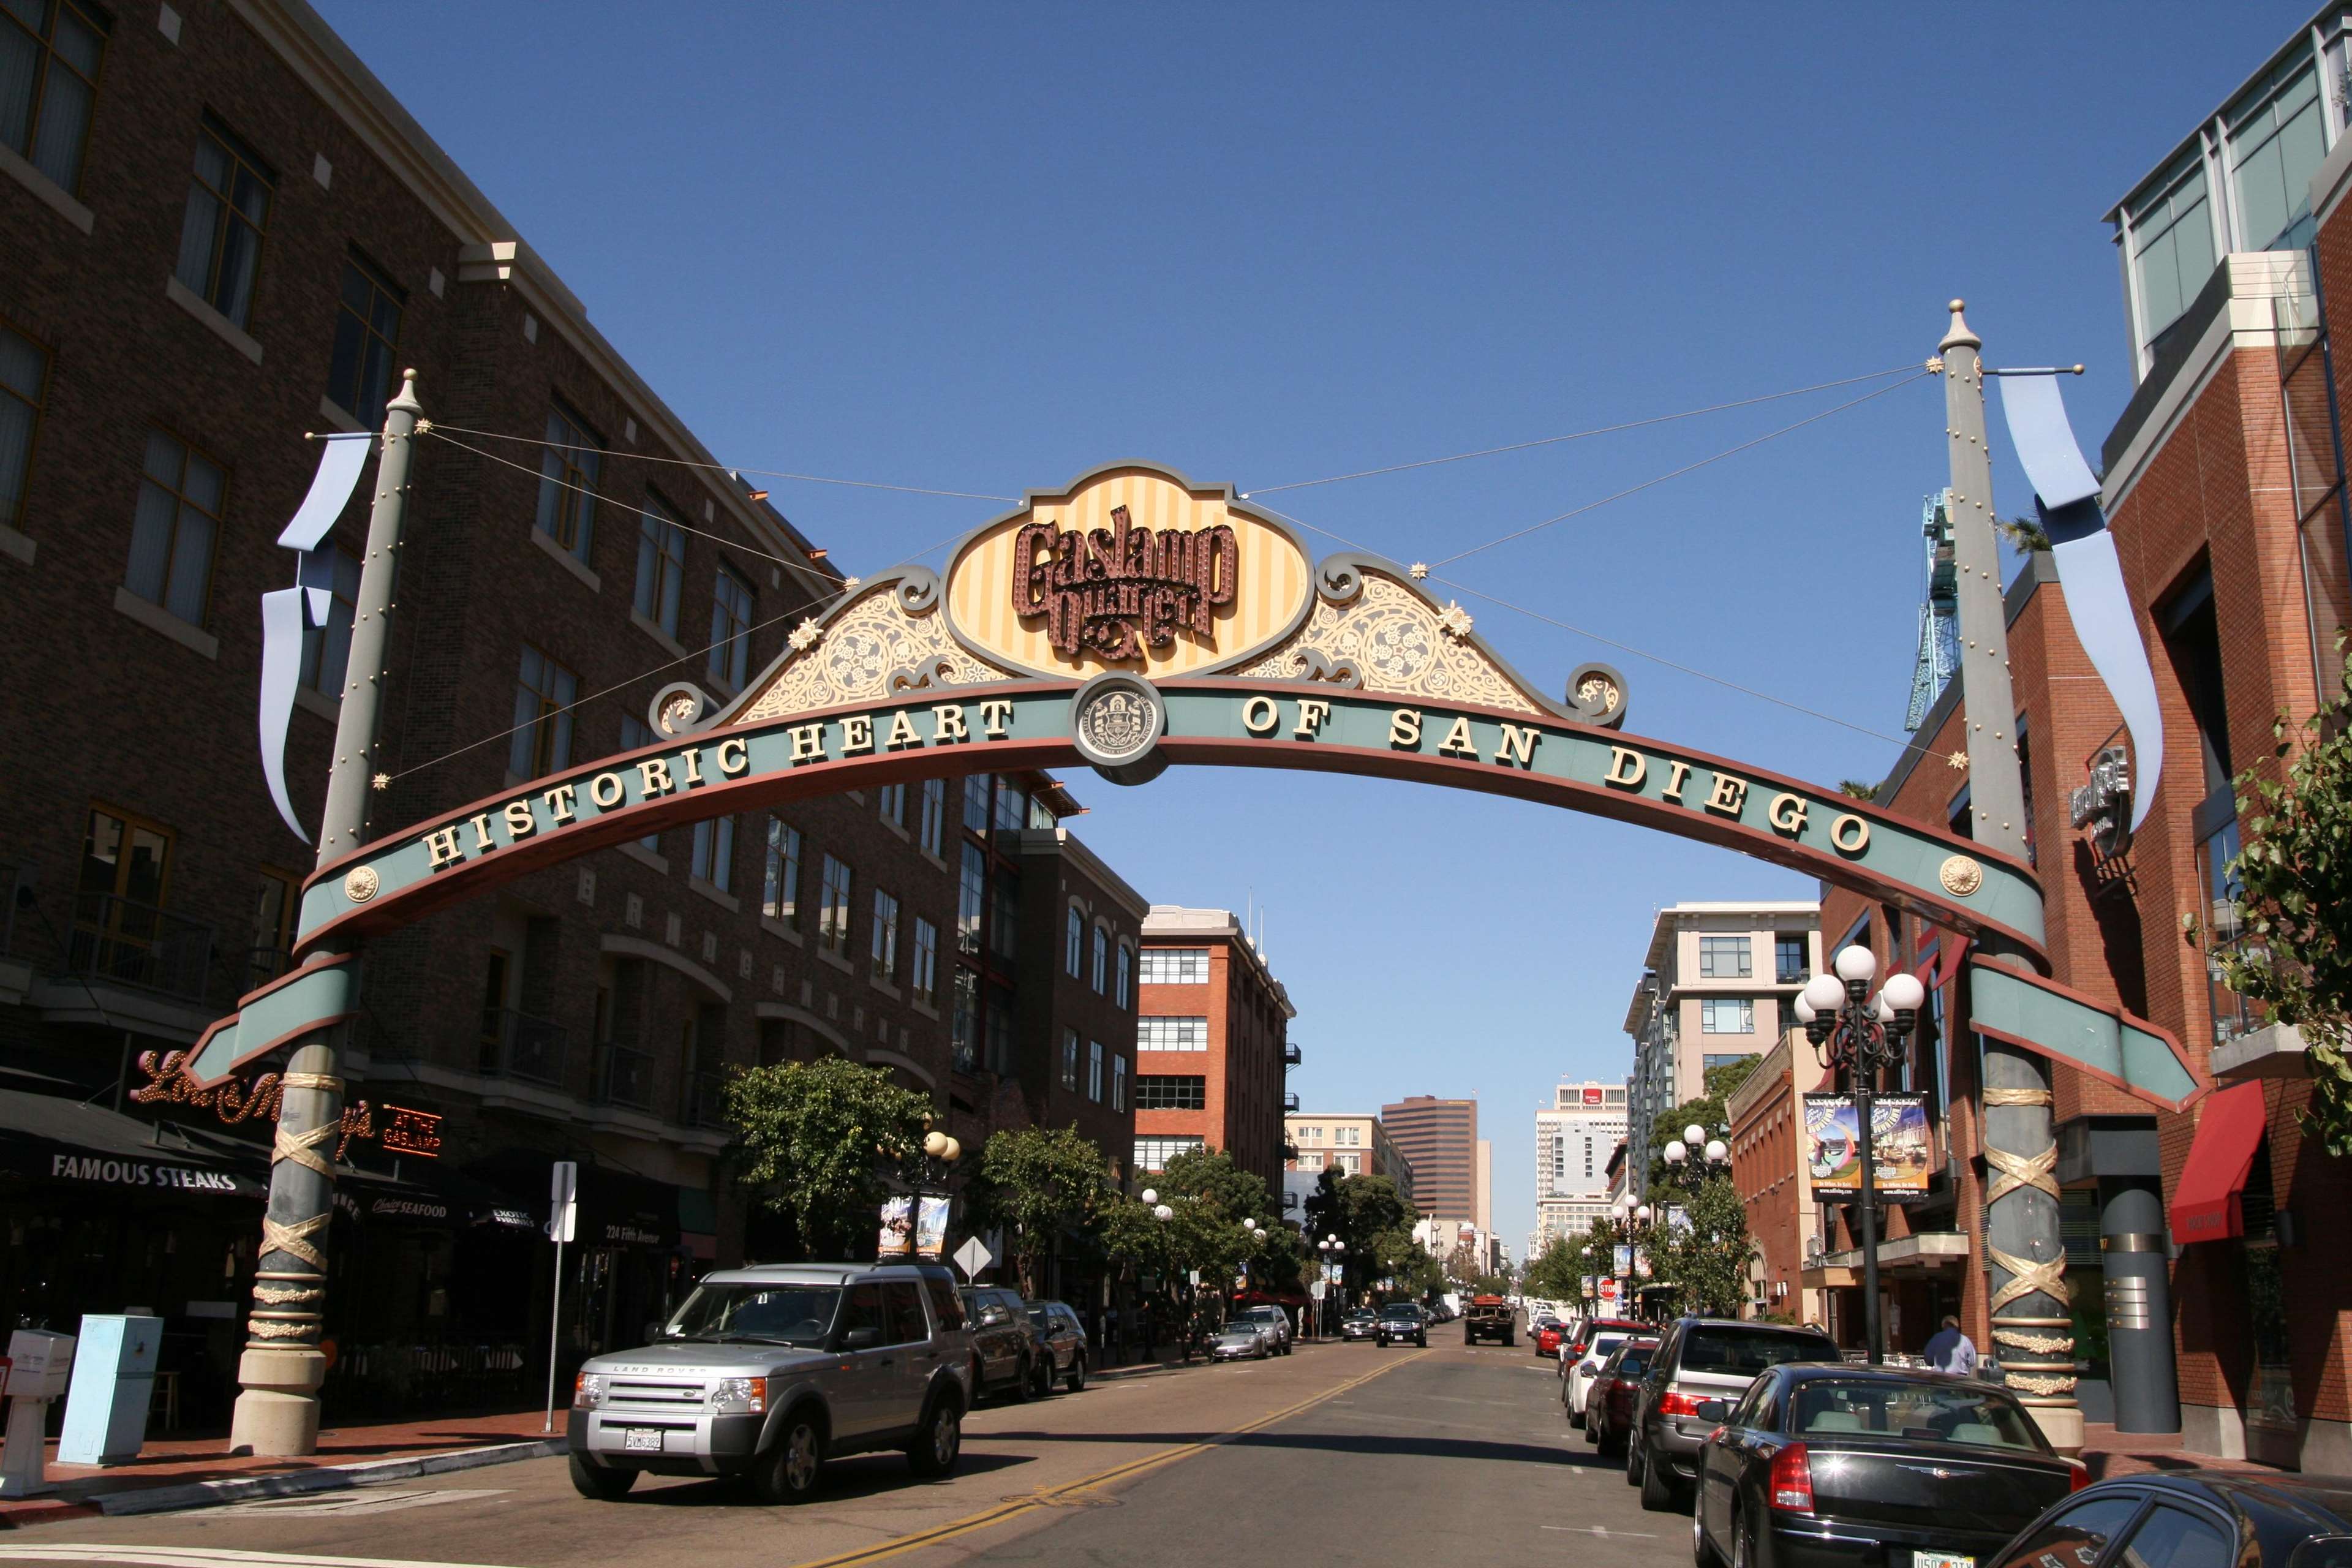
[
  {"left": 58, "top": 1316, "right": 161, "bottom": 1466},
  {"left": 0, "top": 1329, "right": 77, "bottom": 1496}
]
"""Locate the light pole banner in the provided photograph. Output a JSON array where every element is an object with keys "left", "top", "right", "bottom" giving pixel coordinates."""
[
  {"left": 878, "top": 1196, "right": 914, "bottom": 1259},
  {"left": 1803, "top": 1093, "right": 1931, "bottom": 1200},
  {"left": 1612, "top": 1244, "right": 1632, "bottom": 1274},
  {"left": 915, "top": 1196, "right": 950, "bottom": 1260}
]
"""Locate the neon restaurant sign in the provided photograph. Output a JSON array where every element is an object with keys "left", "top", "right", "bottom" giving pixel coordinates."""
[{"left": 183, "top": 461, "right": 2201, "bottom": 1114}]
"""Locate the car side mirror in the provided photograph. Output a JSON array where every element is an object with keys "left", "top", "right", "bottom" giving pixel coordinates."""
[
  {"left": 842, "top": 1326, "right": 881, "bottom": 1349},
  {"left": 1695, "top": 1399, "right": 1730, "bottom": 1422}
]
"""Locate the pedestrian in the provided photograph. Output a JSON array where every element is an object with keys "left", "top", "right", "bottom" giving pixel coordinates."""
[{"left": 1924, "top": 1313, "right": 1979, "bottom": 1376}]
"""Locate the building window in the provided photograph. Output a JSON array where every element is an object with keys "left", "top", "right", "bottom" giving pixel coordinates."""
[
  {"left": 818, "top": 854, "right": 852, "bottom": 954},
  {"left": 1336, "top": 1126, "right": 1360, "bottom": 1147},
  {"left": 1060, "top": 1029, "right": 1079, "bottom": 1091},
  {"left": 1, "top": 0, "right": 106, "bottom": 194},
  {"left": 297, "top": 546, "right": 360, "bottom": 697},
  {"left": 1115, "top": 944, "right": 1132, "bottom": 1008},
  {"left": 1088, "top": 1040, "right": 1104, "bottom": 1102},
  {"left": 620, "top": 717, "right": 662, "bottom": 851},
  {"left": 989, "top": 871, "right": 1019, "bottom": 964},
  {"left": 0, "top": 323, "right": 50, "bottom": 533},
  {"left": 691, "top": 815, "right": 735, "bottom": 892},
  {"left": 918, "top": 778, "right": 945, "bottom": 856},
  {"left": 869, "top": 888, "right": 900, "bottom": 982},
  {"left": 249, "top": 866, "right": 297, "bottom": 986},
  {"left": 1133, "top": 1136, "right": 1205, "bottom": 1172},
  {"left": 535, "top": 403, "right": 600, "bottom": 562},
  {"left": 956, "top": 843, "right": 985, "bottom": 956},
  {"left": 1136, "top": 1074, "right": 1207, "bottom": 1111},
  {"left": 962, "top": 774, "right": 991, "bottom": 834},
  {"left": 708, "top": 564, "right": 754, "bottom": 687},
  {"left": 2198, "top": 816, "right": 2255, "bottom": 1046},
  {"left": 877, "top": 782, "right": 905, "bottom": 829},
  {"left": 127, "top": 429, "right": 224, "bottom": 627},
  {"left": 2227, "top": 52, "right": 2326, "bottom": 254},
  {"left": 325, "top": 257, "right": 402, "bottom": 424},
  {"left": 1700, "top": 997, "right": 1754, "bottom": 1035},
  {"left": 1066, "top": 907, "right": 1084, "bottom": 976},
  {"left": 910, "top": 917, "right": 937, "bottom": 1006},
  {"left": 1774, "top": 933, "right": 1807, "bottom": 985},
  {"left": 1336, "top": 1152, "right": 1362, "bottom": 1175},
  {"left": 992, "top": 777, "right": 1029, "bottom": 833},
  {"left": 985, "top": 983, "right": 1014, "bottom": 1074},
  {"left": 1112, "top": 1054, "right": 1126, "bottom": 1111},
  {"left": 761, "top": 818, "right": 801, "bottom": 927},
  {"left": 174, "top": 118, "right": 273, "bottom": 330},
  {"left": 633, "top": 497, "right": 686, "bottom": 634},
  {"left": 1091, "top": 925, "right": 1108, "bottom": 993},
  {"left": 80, "top": 805, "right": 170, "bottom": 915},
  {"left": 1297, "top": 1152, "right": 1323, "bottom": 1171},
  {"left": 1140, "top": 947, "right": 1210, "bottom": 984},
  {"left": 1699, "top": 935, "right": 1751, "bottom": 978},
  {"left": 1138, "top": 1016, "right": 1209, "bottom": 1051},
  {"left": 508, "top": 644, "right": 575, "bottom": 778},
  {"left": 2125, "top": 150, "right": 2216, "bottom": 352}
]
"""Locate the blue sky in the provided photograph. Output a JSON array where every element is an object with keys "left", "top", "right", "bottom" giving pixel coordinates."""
[{"left": 317, "top": 1, "right": 2315, "bottom": 1255}]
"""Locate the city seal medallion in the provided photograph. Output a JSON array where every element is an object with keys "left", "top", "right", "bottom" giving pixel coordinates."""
[{"left": 1069, "top": 672, "right": 1167, "bottom": 786}]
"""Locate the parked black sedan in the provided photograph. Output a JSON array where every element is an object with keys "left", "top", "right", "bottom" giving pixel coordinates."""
[
  {"left": 1990, "top": 1472, "right": 2352, "bottom": 1568},
  {"left": 1691, "top": 1365, "right": 2083, "bottom": 1568}
]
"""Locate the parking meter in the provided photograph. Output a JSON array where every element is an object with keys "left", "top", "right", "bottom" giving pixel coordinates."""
[{"left": 0, "top": 1329, "right": 77, "bottom": 1496}]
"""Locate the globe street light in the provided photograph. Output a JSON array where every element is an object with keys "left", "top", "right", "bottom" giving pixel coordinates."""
[{"left": 1802, "top": 944, "right": 1926, "bottom": 1365}]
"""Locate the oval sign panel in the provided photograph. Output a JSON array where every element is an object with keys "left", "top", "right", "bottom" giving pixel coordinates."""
[{"left": 942, "top": 461, "right": 1317, "bottom": 681}]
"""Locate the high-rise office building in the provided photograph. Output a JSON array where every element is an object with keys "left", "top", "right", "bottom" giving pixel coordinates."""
[
  {"left": 1534, "top": 1080, "right": 1627, "bottom": 1251},
  {"left": 1380, "top": 1095, "right": 1477, "bottom": 1227}
]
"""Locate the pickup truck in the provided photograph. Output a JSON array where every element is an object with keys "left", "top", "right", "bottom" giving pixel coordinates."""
[
  {"left": 1461, "top": 1295, "right": 1515, "bottom": 1346},
  {"left": 568, "top": 1261, "right": 973, "bottom": 1505}
]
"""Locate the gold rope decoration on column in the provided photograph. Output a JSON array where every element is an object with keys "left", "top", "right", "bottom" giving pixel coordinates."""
[
  {"left": 1988, "top": 1242, "right": 2067, "bottom": 1314},
  {"left": 252, "top": 1284, "right": 323, "bottom": 1305},
  {"left": 1982, "top": 1087, "right": 2052, "bottom": 1107},
  {"left": 260, "top": 1211, "right": 330, "bottom": 1271},
  {"left": 1985, "top": 1142, "right": 2060, "bottom": 1204},
  {"left": 272, "top": 1118, "right": 336, "bottom": 1178},
  {"left": 1992, "top": 1326, "right": 2071, "bottom": 1354},
  {"left": 281, "top": 1072, "right": 344, "bottom": 1094}
]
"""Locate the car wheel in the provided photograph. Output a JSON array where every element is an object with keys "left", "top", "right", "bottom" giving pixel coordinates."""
[
  {"left": 1010, "top": 1352, "right": 1035, "bottom": 1402},
  {"left": 1031, "top": 1354, "right": 1056, "bottom": 1400},
  {"left": 1066, "top": 1353, "right": 1087, "bottom": 1393},
  {"left": 1733, "top": 1503, "right": 1758, "bottom": 1568},
  {"left": 1693, "top": 1501, "right": 1719, "bottom": 1568},
  {"left": 1639, "top": 1434, "right": 1681, "bottom": 1512},
  {"left": 906, "top": 1392, "right": 963, "bottom": 1479},
  {"left": 1626, "top": 1433, "right": 1646, "bottom": 1488},
  {"left": 568, "top": 1453, "right": 636, "bottom": 1500},
  {"left": 752, "top": 1412, "right": 825, "bottom": 1505}
]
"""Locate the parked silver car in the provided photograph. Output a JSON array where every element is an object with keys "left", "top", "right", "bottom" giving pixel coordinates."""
[
  {"left": 568, "top": 1262, "right": 973, "bottom": 1505},
  {"left": 1234, "top": 1304, "right": 1294, "bottom": 1355},
  {"left": 1210, "top": 1322, "right": 1271, "bottom": 1360}
]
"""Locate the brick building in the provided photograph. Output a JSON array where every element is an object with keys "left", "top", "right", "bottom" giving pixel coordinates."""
[
  {"left": 0, "top": 0, "right": 1139, "bottom": 1423},
  {"left": 1726, "top": 1035, "right": 1827, "bottom": 1325},
  {"left": 1379, "top": 1095, "right": 1477, "bottom": 1232},
  {"left": 1133, "top": 905, "right": 1294, "bottom": 1193}
]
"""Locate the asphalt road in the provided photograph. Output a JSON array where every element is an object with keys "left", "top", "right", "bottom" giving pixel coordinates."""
[{"left": 0, "top": 1338, "right": 1689, "bottom": 1568}]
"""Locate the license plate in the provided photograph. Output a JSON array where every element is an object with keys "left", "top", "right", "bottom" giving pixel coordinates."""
[
  {"left": 623, "top": 1429, "right": 663, "bottom": 1453},
  {"left": 1916, "top": 1553, "right": 1973, "bottom": 1568}
]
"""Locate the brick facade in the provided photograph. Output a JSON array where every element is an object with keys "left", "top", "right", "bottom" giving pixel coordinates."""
[{"left": 1135, "top": 907, "right": 1293, "bottom": 1195}]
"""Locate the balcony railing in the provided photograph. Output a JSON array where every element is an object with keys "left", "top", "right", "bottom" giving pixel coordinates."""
[
  {"left": 681, "top": 1072, "right": 728, "bottom": 1130},
  {"left": 1282, "top": 1090, "right": 1301, "bottom": 1113},
  {"left": 594, "top": 1042, "right": 655, "bottom": 1111},
  {"left": 62, "top": 892, "right": 215, "bottom": 1002},
  {"left": 480, "top": 1007, "right": 567, "bottom": 1086},
  {"left": 1283, "top": 1042, "right": 1302, "bottom": 1068}
]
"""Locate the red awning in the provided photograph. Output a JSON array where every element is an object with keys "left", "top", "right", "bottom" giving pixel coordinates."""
[{"left": 2168, "top": 1082, "right": 2268, "bottom": 1243}]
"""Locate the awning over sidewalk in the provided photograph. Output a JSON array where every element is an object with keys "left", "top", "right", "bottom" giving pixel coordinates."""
[
  {"left": 2168, "top": 1081, "right": 2268, "bottom": 1243},
  {"left": 0, "top": 1087, "right": 269, "bottom": 1201}
]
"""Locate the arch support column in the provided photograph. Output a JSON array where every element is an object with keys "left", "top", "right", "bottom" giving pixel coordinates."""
[{"left": 1982, "top": 1041, "right": 2082, "bottom": 1454}]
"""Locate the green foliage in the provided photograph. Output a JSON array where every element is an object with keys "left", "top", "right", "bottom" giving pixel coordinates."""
[
  {"left": 968, "top": 1126, "right": 1117, "bottom": 1295},
  {"left": 2199, "top": 639, "right": 2352, "bottom": 1153},
  {"left": 1838, "top": 779, "right": 1880, "bottom": 802},
  {"left": 1143, "top": 1147, "right": 1284, "bottom": 1295},
  {"left": 723, "top": 1057, "right": 933, "bottom": 1259},
  {"left": 1647, "top": 1085, "right": 1740, "bottom": 1191},
  {"left": 1099, "top": 1194, "right": 1174, "bottom": 1275},
  {"left": 1299, "top": 1169, "right": 1420, "bottom": 1298},
  {"left": 1522, "top": 1215, "right": 1628, "bottom": 1303},
  {"left": 1651, "top": 1175, "right": 1755, "bottom": 1317},
  {"left": 1997, "top": 515, "right": 2054, "bottom": 554}
]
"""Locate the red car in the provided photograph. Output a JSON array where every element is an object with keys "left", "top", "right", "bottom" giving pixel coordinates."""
[
  {"left": 1534, "top": 1318, "right": 1567, "bottom": 1357},
  {"left": 1580, "top": 1335, "right": 1659, "bottom": 1456}
]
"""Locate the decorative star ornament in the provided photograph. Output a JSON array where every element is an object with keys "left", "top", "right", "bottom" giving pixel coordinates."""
[
  {"left": 1409, "top": 562, "right": 1429, "bottom": 580},
  {"left": 1945, "top": 750, "right": 1969, "bottom": 771},
  {"left": 1437, "top": 601, "right": 1474, "bottom": 639},
  {"left": 371, "top": 772, "right": 391, "bottom": 791},
  {"left": 841, "top": 575, "right": 862, "bottom": 590},
  {"left": 789, "top": 617, "right": 825, "bottom": 652}
]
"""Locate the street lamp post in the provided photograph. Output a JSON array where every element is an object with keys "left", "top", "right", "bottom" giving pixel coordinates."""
[
  {"left": 1796, "top": 945, "right": 1925, "bottom": 1366},
  {"left": 1317, "top": 1234, "right": 1346, "bottom": 1335}
]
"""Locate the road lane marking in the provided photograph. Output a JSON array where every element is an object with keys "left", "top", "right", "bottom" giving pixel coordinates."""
[
  {"left": 1542, "top": 1526, "right": 1656, "bottom": 1537},
  {"left": 782, "top": 1350, "right": 1434, "bottom": 1568},
  {"left": 216, "top": 1490, "right": 511, "bottom": 1518},
  {"left": 0, "top": 1549, "right": 519, "bottom": 1568}
]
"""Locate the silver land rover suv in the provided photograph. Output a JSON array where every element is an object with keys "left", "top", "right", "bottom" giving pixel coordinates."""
[{"left": 568, "top": 1261, "right": 973, "bottom": 1504}]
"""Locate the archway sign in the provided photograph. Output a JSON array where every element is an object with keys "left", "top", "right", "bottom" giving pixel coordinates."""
[{"left": 186, "top": 461, "right": 2188, "bottom": 1106}]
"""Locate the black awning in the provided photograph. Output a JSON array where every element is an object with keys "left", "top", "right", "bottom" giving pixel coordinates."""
[
  {"left": 332, "top": 1157, "right": 541, "bottom": 1232},
  {"left": 0, "top": 1087, "right": 269, "bottom": 1202},
  {"left": 466, "top": 1150, "right": 682, "bottom": 1250}
]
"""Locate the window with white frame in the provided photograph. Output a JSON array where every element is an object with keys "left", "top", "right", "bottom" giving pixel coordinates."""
[
  {"left": 1336, "top": 1152, "right": 1362, "bottom": 1174},
  {"left": 1137, "top": 1016, "right": 1208, "bottom": 1051},
  {"left": 1140, "top": 947, "right": 1210, "bottom": 984},
  {"left": 2226, "top": 50, "right": 2326, "bottom": 254},
  {"left": 2125, "top": 150, "right": 2217, "bottom": 352},
  {"left": 1698, "top": 935, "right": 1751, "bottom": 978},
  {"left": 1133, "top": 1136, "right": 1204, "bottom": 1172},
  {"left": 1700, "top": 997, "right": 1754, "bottom": 1034}
]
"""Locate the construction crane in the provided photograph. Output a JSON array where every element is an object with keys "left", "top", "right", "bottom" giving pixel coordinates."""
[{"left": 1904, "top": 491, "right": 1959, "bottom": 732}]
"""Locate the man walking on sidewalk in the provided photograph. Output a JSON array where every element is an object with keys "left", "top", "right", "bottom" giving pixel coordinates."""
[{"left": 1925, "top": 1314, "right": 1979, "bottom": 1377}]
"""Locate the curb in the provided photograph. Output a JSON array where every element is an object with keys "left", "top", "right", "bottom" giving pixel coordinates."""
[{"left": 0, "top": 1438, "right": 571, "bottom": 1525}]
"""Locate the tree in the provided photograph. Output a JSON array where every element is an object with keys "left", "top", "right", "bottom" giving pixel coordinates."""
[
  {"left": 1646, "top": 1060, "right": 1756, "bottom": 1191},
  {"left": 1152, "top": 1147, "right": 1282, "bottom": 1300},
  {"left": 725, "top": 1057, "right": 932, "bottom": 1259},
  {"left": 1524, "top": 1215, "right": 1629, "bottom": 1304},
  {"left": 968, "top": 1125, "right": 1116, "bottom": 1296},
  {"left": 1651, "top": 1175, "right": 1755, "bottom": 1317},
  {"left": 1301, "top": 1170, "right": 1418, "bottom": 1300},
  {"left": 2199, "top": 638, "right": 2352, "bottom": 1153}
]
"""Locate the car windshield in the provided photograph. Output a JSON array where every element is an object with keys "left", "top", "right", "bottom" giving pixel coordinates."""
[
  {"left": 1680, "top": 1326, "right": 1839, "bottom": 1374},
  {"left": 1345, "top": 1310, "right": 1374, "bottom": 1321},
  {"left": 1787, "top": 1379, "right": 2046, "bottom": 1450},
  {"left": 1218, "top": 1325, "right": 1258, "bottom": 1340},
  {"left": 1380, "top": 1305, "right": 1417, "bottom": 1318},
  {"left": 663, "top": 1282, "right": 841, "bottom": 1344},
  {"left": 1588, "top": 1333, "right": 1630, "bottom": 1360}
]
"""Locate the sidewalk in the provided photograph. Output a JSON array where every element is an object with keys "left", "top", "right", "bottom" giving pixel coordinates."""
[
  {"left": 2079, "top": 1422, "right": 2285, "bottom": 1481},
  {"left": 0, "top": 1409, "right": 565, "bottom": 1529}
]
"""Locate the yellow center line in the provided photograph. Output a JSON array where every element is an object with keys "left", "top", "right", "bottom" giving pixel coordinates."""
[{"left": 783, "top": 1350, "right": 1432, "bottom": 1568}]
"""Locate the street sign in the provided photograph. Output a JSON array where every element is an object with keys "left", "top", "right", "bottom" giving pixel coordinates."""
[
  {"left": 1310, "top": 1281, "right": 1327, "bottom": 1300},
  {"left": 952, "top": 1235, "right": 994, "bottom": 1281},
  {"left": 548, "top": 1161, "right": 577, "bottom": 1243}
]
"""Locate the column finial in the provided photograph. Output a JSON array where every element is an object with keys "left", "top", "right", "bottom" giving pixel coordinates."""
[{"left": 1940, "top": 299, "right": 1980, "bottom": 353}]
